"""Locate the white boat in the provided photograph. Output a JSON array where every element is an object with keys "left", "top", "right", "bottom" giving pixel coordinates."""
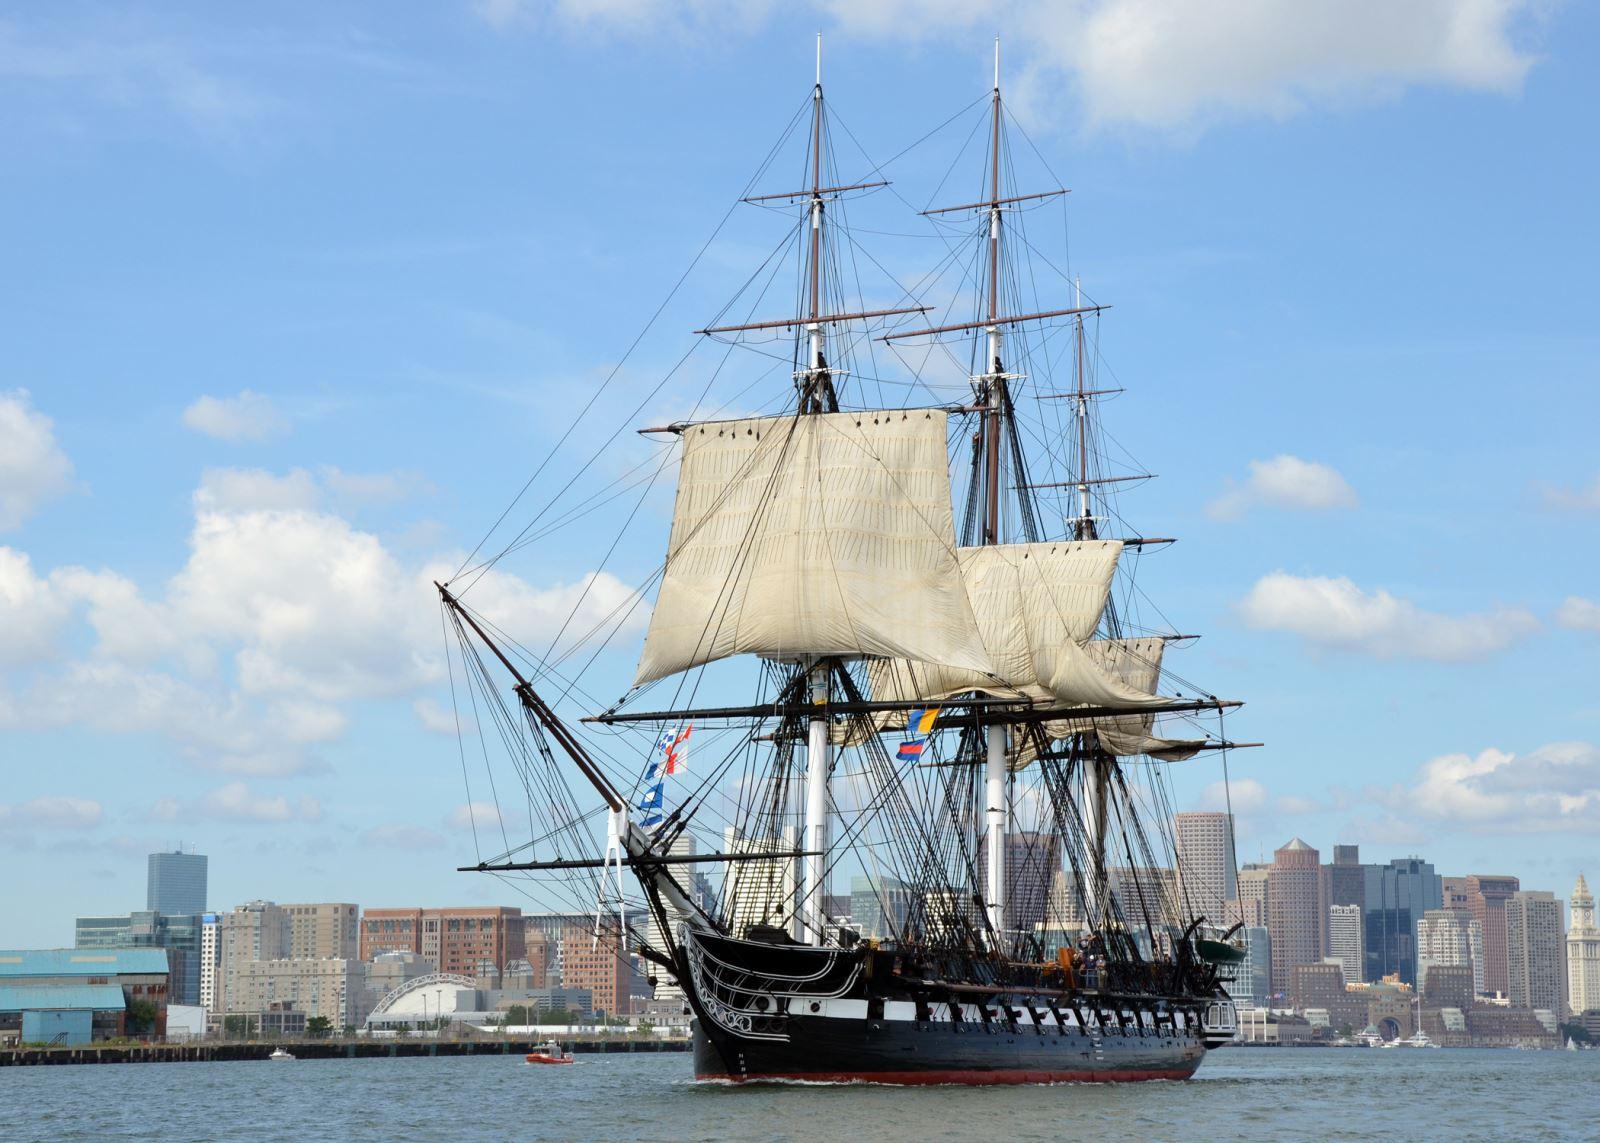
[{"left": 269, "top": 1048, "right": 295, "bottom": 1061}]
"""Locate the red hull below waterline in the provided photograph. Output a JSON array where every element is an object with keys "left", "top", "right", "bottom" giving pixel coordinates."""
[{"left": 698, "top": 1067, "right": 1195, "bottom": 1085}]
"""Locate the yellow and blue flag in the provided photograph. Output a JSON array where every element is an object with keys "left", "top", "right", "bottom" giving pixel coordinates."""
[{"left": 896, "top": 707, "right": 941, "bottom": 761}]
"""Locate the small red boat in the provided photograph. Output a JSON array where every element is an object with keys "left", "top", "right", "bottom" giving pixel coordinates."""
[{"left": 525, "top": 1040, "right": 575, "bottom": 1065}]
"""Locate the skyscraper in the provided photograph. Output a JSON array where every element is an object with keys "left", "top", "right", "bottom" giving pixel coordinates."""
[
  {"left": 977, "top": 831, "right": 1062, "bottom": 934},
  {"left": 199, "top": 913, "right": 221, "bottom": 1016},
  {"left": 1362, "top": 856, "right": 1443, "bottom": 986},
  {"left": 1328, "top": 904, "right": 1365, "bottom": 985},
  {"left": 1505, "top": 890, "right": 1564, "bottom": 1013},
  {"left": 720, "top": 828, "right": 799, "bottom": 939},
  {"left": 147, "top": 849, "right": 207, "bottom": 916},
  {"left": 1234, "top": 863, "right": 1271, "bottom": 928},
  {"left": 283, "top": 903, "right": 359, "bottom": 959},
  {"left": 1322, "top": 844, "right": 1363, "bottom": 955},
  {"left": 1267, "top": 838, "right": 1320, "bottom": 997},
  {"left": 1235, "top": 925, "right": 1271, "bottom": 1006},
  {"left": 1464, "top": 874, "right": 1519, "bottom": 997},
  {"left": 219, "top": 900, "right": 290, "bottom": 1016},
  {"left": 1175, "top": 812, "right": 1236, "bottom": 923},
  {"left": 850, "top": 875, "right": 915, "bottom": 942},
  {"left": 1567, "top": 874, "right": 1600, "bottom": 1017},
  {"left": 1417, "top": 907, "right": 1484, "bottom": 997}
]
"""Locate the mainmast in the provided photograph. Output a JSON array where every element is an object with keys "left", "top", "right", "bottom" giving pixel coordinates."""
[
  {"left": 879, "top": 42, "right": 1089, "bottom": 950},
  {"left": 800, "top": 34, "right": 832, "bottom": 948},
  {"left": 1069, "top": 278, "right": 1111, "bottom": 929},
  {"left": 979, "top": 39, "right": 1009, "bottom": 946}
]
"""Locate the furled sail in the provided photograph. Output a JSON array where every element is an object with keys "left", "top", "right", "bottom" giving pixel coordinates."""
[
  {"left": 634, "top": 410, "right": 993, "bottom": 687},
  {"left": 870, "top": 541, "right": 1164, "bottom": 709},
  {"left": 1019, "top": 637, "right": 1206, "bottom": 763}
]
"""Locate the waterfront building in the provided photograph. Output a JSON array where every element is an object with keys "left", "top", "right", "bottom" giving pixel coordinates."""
[
  {"left": 1175, "top": 812, "right": 1236, "bottom": 923},
  {"left": 198, "top": 913, "right": 221, "bottom": 1015},
  {"left": 1233, "top": 862, "right": 1270, "bottom": 928},
  {"left": 219, "top": 901, "right": 291, "bottom": 1016},
  {"left": 1321, "top": 845, "right": 1362, "bottom": 958},
  {"left": 74, "top": 909, "right": 204, "bottom": 1008},
  {"left": 1108, "top": 865, "right": 1182, "bottom": 931},
  {"left": 363, "top": 950, "right": 433, "bottom": 1015},
  {"left": 1327, "top": 904, "right": 1365, "bottom": 984},
  {"left": 1362, "top": 856, "right": 1443, "bottom": 986},
  {"left": 1234, "top": 925, "right": 1271, "bottom": 1005},
  {"left": 1505, "top": 890, "right": 1565, "bottom": 1014},
  {"left": 1568, "top": 874, "right": 1600, "bottom": 1018},
  {"left": 977, "top": 831, "right": 1062, "bottom": 933},
  {"left": 850, "top": 875, "right": 915, "bottom": 941},
  {"left": 1267, "top": 838, "right": 1320, "bottom": 997},
  {"left": 0, "top": 948, "right": 170, "bottom": 1045},
  {"left": 1464, "top": 874, "right": 1520, "bottom": 996},
  {"left": 234, "top": 958, "right": 369, "bottom": 1028},
  {"left": 1291, "top": 961, "right": 1366, "bottom": 1032},
  {"left": 1417, "top": 908, "right": 1484, "bottom": 997},
  {"left": 1423, "top": 964, "right": 1475, "bottom": 1012},
  {"left": 559, "top": 923, "right": 632, "bottom": 1019},
  {"left": 643, "top": 833, "right": 701, "bottom": 1001},
  {"left": 720, "top": 828, "right": 800, "bottom": 939},
  {"left": 358, "top": 906, "right": 526, "bottom": 975},
  {"left": 147, "top": 849, "right": 207, "bottom": 916},
  {"left": 284, "top": 902, "right": 359, "bottom": 959}
]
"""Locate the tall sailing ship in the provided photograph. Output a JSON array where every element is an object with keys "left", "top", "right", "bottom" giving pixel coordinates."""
[{"left": 437, "top": 44, "right": 1248, "bottom": 1084}]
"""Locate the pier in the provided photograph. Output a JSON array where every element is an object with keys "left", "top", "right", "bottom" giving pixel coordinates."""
[{"left": 0, "top": 1036, "right": 691, "bottom": 1067}]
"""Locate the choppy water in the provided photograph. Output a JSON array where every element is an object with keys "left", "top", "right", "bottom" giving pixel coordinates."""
[{"left": 7, "top": 1047, "right": 1595, "bottom": 1141}]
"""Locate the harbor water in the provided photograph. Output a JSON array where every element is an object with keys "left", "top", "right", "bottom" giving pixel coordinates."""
[{"left": 6, "top": 1046, "right": 1595, "bottom": 1141}]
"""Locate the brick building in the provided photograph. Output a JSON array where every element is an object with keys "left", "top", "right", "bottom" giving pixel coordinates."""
[{"left": 359, "top": 907, "right": 525, "bottom": 976}]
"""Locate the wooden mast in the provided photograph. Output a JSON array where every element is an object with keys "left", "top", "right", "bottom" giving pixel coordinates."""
[
  {"left": 981, "top": 38, "right": 1009, "bottom": 948},
  {"left": 800, "top": 33, "right": 832, "bottom": 948}
]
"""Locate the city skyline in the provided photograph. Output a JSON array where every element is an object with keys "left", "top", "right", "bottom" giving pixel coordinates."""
[{"left": 2, "top": 3, "right": 1598, "bottom": 943}]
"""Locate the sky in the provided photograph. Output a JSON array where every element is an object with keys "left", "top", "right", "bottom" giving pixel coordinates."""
[{"left": 2, "top": 1, "right": 1597, "bottom": 946}]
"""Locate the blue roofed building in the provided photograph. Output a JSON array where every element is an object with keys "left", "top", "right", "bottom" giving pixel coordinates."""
[{"left": 0, "top": 949, "right": 171, "bottom": 1045}]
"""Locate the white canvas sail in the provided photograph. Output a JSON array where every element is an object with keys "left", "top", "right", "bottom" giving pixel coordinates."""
[
  {"left": 634, "top": 410, "right": 993, "bottom": 687},
  {"left": 870, "top": 541, "right": 1164, "bottom": 709},
  {"left": 1030, "top": 637, "right": 1206, "bottom": 762}
]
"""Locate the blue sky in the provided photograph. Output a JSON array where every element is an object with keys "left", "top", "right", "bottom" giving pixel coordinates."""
[{"left": 2, "top": 1, "right": 1596, "bottom": 945}]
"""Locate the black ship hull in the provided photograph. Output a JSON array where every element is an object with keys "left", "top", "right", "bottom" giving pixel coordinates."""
[
  {"left": 692, "top": 1013, "right": 1206, "bottom": 1084},
  {"left": 678, "top": 929, "right": 1228, "bottom": 1086}
]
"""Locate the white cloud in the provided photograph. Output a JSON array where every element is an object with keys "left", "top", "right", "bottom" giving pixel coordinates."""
[
  {"left": 1207, "top": 454, "right": 1357, "bottom": 520},
  {"left": 0, "top": 548, "right": 151, "bottom": 668},
  {"left": 1401, "top": 741, "right": 1600, "bottom": 834},
  {"left": 446, "top": 801, "right": 504, "bottom": 832},
  {"left": 195, "top": 781, "right": 323, "bottom": 824},
  {"left": 491, "top": 1, "right": 1540, "bottom": 133},
  {"left": 1556, "top": 596, "right": 1600, "bottom": 635},
  {"left": 1042, "top": 0, "right": 1536, "bottom": 132},
  {"left": 0, "top": 390, "right": 74, "bottom": 530},
  {"left": 181, "top": 390, "right": 289, "bottom": 442},
  {"left": 195, "top": 467, "right": 320, "bottom": 512},
  {"left": 322, "top": 467, "right": 431, "bottom": 507},
  {"left": 414, "top": 697, "right": 463, "bottom": 735},
  {"left": 1200, "top": 777, "right": 1266, "bottom": 814},
  {"left": 363, "top": 823, "right": 447, "bottom": 850},
  {"left": 1199, "top": 778, "right": 1319, "bottom": 819},
  {"left": 0, "top": 465, "right": 650, "bottom": 781},
  {"left": 1237, "top": 571, "right": 1537, "bottom": 661},
  {"left": 1541, "top": 474, "right": 1600, "bottom": 511},
  {"left": 477, "top": 0, "right": 777, "bottom": 37},
  {"left": 0, "top": 795, "right": 103, "bottom": 830}
]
